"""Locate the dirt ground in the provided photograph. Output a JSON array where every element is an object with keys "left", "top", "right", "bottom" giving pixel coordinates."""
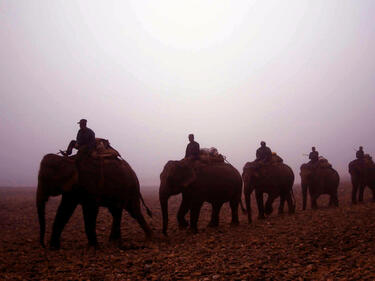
[{"left": 1, "top": 183, "right": 375, "bottom": 280}]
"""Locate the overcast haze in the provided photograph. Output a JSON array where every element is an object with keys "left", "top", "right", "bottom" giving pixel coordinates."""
[{"left": 1, "top": 0, "right": 375, "bottom": 187}]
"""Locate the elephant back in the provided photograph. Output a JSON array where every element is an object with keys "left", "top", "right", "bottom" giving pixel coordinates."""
[{"left": 243, "top": 161, "right": 294, "bottom": 188}]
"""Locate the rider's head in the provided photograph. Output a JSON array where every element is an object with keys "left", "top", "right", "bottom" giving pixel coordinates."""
[
  {"left": 78, "top": 119, "right": 87, "bottom": 129},
  {"left": 359, "top": 146, "right": 363, "bottom": 151},
  {"left": 260, "top": 141, "right": 266, "bottom": 147},
  {"left": 188, "top": 134, "right": 194, "bottom": 142},
  {"left": 312, "top": 147, "right": 316, "bottom": 151}
]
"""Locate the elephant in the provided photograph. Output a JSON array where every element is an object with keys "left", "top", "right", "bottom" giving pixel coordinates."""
[
  {"left": 348, "top": 157, "right": 375, "bottom": 203},
  {"left": 159, "top": 160, "right": 243, "bottom": 235},
  {"left": 242, "top": 161, "right": 295, "bottom": 223},
  {"left": 300, "top": 164, "right": 339, "bottom": 210},
  {"left": 37, "top": 154, "right": 152, "bottom": 249}
]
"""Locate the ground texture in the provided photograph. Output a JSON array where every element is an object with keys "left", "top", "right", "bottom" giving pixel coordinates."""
[{"left": 1, "top": 183, "right": 375, "bottom": 280}]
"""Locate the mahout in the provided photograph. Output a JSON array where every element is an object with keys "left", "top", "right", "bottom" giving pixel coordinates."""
[
  {"left": 37, "top": 153, "right": 152, "bottom": 249},
  {"left": 159, "top": 160, "right": 243, "bottom": 235},
  {"left": 242, "top": 158, "right": 295, "bottom": 223},
  {"left": 300, "top": 158, "right": 339, "bottom": 210}
]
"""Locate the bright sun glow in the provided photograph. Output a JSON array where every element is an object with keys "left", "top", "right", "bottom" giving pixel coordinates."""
[{"left": 129, "top": 0, "right": 253, "bottom": 50}]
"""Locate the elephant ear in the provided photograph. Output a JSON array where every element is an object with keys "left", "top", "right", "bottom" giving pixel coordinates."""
[
  {"left": 300, "top": 164, "right": 310, "bottom": 176},
  {"left": 175, "top": 162, "right": 197, "bottom": 188}
]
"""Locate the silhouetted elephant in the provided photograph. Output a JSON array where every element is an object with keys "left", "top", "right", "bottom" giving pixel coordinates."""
[
  {"left": 159, "top": 161, "right": 243, "bottom": 235},
  {"left": 37, "top": 154, "right": 152, "bottom": 249},
  {"left": 300, "top": 164, "right": 339, "bottom": 210},
  {"left": 242, "top": 162, "right": 295, "bottom": 223},
  {"left": 349, "top": 157, "right": 375, "bottom": 203}
]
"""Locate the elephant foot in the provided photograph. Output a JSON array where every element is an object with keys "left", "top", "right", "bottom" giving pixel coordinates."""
[
  {"left": 49, "top": 240, "right": 61, "bottom": 250},
  {"left": 178, "top": 221, "right": 189, "bottom": 229},
  {"left": 189, "top": 227, "right": 198, "bottom": 234},
  {"left": 208, "top": 221, "right": 219, "bottom": 228},
  {"left": 264, "top": 207, "right": 273, "bottom": 215},
  {"left": 109, "top": 237, "right": 122, "bottom": 248}
]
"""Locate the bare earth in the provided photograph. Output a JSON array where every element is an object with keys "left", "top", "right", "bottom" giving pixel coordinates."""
[{"left": 1, "top": 183, "right": 375, "bottom": 280}]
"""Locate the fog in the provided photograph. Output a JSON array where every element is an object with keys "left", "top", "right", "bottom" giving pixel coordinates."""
[{"left": 1, "top": 0, "right": 374, "bottom": 187}]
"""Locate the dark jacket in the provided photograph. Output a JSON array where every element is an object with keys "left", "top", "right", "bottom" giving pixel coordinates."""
[
  {"left": 256, "top": 146, "right": 272, "bottom": 161},
  {"left": 356, "top": 149, "right": 364, "bottom": 159},
  {"left": 76, "top": 127, "right": 96, "bottom": 150},
  {"left": 185, "top": 141, "right": 200, "bottom": 159},
  {"left": 309, "top": 151, "right": 319, "bottom": 162}
]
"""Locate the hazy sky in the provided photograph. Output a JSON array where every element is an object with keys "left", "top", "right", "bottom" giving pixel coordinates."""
[{"left": 1, "top": 0, "right": 375, "bottom": 186}]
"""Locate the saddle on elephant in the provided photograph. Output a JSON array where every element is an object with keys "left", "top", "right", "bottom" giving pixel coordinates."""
[
  {"left": 90, "top": 138, "right": 121, "bottom": 159},
  {"left": 52, "top": 138, "right": 124, "bottom": 193},
  {"left": 245, "top": 152, "right": 283, "bottom": 170},
  {"left": 198, "top": 147, "right": 226, "bottom": 164},
  {"left": 303, "top": 157, "right": 332, "bottom": 172}
]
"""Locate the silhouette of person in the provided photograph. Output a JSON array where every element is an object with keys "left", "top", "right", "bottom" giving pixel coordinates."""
[
  {"left": 61, "top": 119, "right": 96, "bottom": 157},
  {"left": 256, "top": 141, "right": 272, "bottom": 162},
  {"left": 185, "top": 134, "right": 200, "bottom": 160},
  {"left": 356, "top": 146, "right": 364, "bottom": 160},
  {"left": 309, "top": 147, "right": 319, "bottom": 163}
]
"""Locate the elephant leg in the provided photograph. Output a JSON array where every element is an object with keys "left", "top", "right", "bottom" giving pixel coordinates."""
[
  {"left": 50, "top": 194, "right": 79, "bottom": 249},
  {"left": 371, "top": 187, "right": 375, "bottom": 202},
  {"left": 190, "top": 202, "right": 203, "bottom": 234},
  {"left": 255, "top": 190, "right": 265, "bottom": 220},
  {"left": 278, "top": 195, "right": 286, "bottom": 214},
  {"left": 229, "top": 200, "right": 239, "bottom": 226},
  {"left": 244, "top": 188, "right": 252, "bottom": 224},
  {"left": 359, "top": 185, "right": 365, "bottom": 202},
  {"left": 108, "top": 207, "right": 122, "bottom": 243},
  {"left": 352, "top": 184, "right": 358, "bottom": 204},
  {"left": 177, "top": 198, "right": 190, "bottom": 229},
  {"left": 208, "top": 202, "right": 223, "bottom": 227},
  {"left": 332, "top": 193, "right": 339, "bottom": 207},
  {"left": 82, "top": 201, "right": 99, "bottom": 247},
  {"left": 264, "top": 193, "right": 277, "bottom": 215},
  {"left": 311, "top": 195, "right": 318, "bottom": 209},
  {"left": 285, "top": 192, "right": 295, "bottom": 214}
]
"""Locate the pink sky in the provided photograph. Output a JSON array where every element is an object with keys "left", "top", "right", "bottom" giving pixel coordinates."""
[{"left": 1, "top": 0, "right": 375, "bottom": 186}]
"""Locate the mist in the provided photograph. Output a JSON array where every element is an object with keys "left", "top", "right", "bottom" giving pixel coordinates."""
[{"left": 1, "top": 0, "right": 374, "bottom": 187}]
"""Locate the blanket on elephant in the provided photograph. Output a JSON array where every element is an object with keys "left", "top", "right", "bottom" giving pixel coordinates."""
[
  {"left": 244, "top": 153, "right": 283, "bottom": 169},
  {"left": 91, "top": 138, "right": 121, "bottom": 159},
  {"left": 303, "top": 157, "right": 332, "bottom": 171},
  {"left": 199, "top": 147, "right": 225, "bottom": 164}
]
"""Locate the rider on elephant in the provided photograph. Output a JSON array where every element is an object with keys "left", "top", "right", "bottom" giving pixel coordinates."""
[
  {"left": 308, "top": 147, "right": 319, "bottom": 164},
  {"left": 185, "top": 134, "right": 200, "bottom": 161},
  {"left": 356, "top": 146, "right": 365, "bottom": 160},
  {"left": 256, "top": 141, "right": 272, "bottom": 163},
  {"left": 60, "top": 119, "right": 96, "bottom": 160}
]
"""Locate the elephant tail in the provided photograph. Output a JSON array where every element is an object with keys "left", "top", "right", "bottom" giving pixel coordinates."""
[
  {"left": 290, "top": 187, "right": 296, "bottom": 209},
  {"left": 139, "top": 192, "right": 152, "bottom": 218}
]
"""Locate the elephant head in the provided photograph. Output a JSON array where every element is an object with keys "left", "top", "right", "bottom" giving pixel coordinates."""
[
  {"left": 300, "top": 164, "right": 314, "bottom": 210},
  {"left": 36, "top": 154, "right": 78, "bottom": 247},
  {"left": 242, "top": 162, "right": 265, "bottom": 185},
  {"left": 159, "top": 160, "right": 196, "bottom": 235}
]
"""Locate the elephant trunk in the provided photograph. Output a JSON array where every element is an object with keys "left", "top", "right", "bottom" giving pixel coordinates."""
[
  {"left": 36, "top": 183, "right": 47, "bottom": 247},
  {"left": 160, "top": 193, "right": 169, "bottom": 236},
  {"left": 301, "top": 181, "right": 308, "bottom": 211}
]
